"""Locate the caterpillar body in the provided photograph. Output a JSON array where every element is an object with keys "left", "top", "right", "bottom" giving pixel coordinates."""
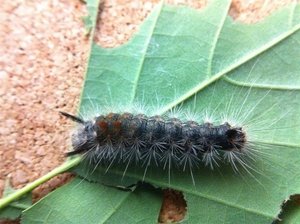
[
  {"left": 61, "top": 107, "right": 257, "bottom": 184},
  {"left": 61, "top": 111, "right": 247, "bottom": 164}
]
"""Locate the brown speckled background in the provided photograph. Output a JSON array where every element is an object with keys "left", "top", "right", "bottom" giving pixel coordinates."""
[{"left": 0, "top": 0, "right": 295, "bottom": 223}]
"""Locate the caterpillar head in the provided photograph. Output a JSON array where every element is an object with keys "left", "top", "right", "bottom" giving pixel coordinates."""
[{"left": 225, "top": 126, "right": 247, "bottom": 152}]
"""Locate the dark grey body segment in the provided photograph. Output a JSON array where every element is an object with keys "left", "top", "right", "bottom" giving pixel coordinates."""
[{"left": 63, "top": 112, "right": 247, "bottom": 169}]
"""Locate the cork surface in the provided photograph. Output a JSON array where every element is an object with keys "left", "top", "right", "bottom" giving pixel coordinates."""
[{"left": 0, "top": 0, "right": 294, "bottom": 223}]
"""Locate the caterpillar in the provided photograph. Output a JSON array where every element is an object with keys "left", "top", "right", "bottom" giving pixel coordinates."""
[{"left": 61, "top": 110, "right": 247, "bottom": 171}]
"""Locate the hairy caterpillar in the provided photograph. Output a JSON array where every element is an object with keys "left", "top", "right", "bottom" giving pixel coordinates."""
[{"left": 61, "top": 110, "right": 247, "bottom": 180}]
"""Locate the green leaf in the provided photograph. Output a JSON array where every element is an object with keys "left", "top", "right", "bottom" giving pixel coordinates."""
[
  {"left": 0, "top": 180, "right": 31, "bottom": 220},
  {"left": 74, "top": 0, "right": 300, "bottom": 223},
  {"left": 21, "top": 178, "right": 162, "bottom": 224},
  {"left": 21, "top": 0, "right": 300, "bottom": 223}
]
